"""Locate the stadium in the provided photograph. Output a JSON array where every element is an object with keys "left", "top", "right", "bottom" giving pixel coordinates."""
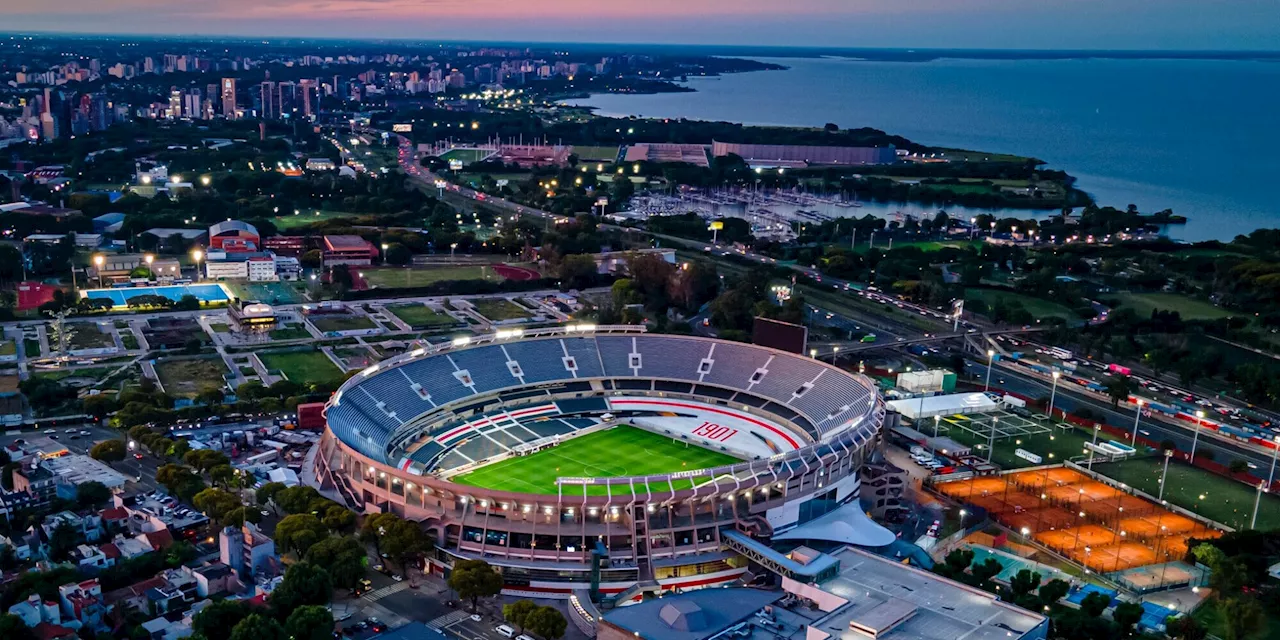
[{"left": 309, "top": 325, "right": 890, "bottom": 597}]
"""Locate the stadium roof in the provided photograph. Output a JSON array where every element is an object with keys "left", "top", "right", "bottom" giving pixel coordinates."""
[
  {"left": 602, "top": 588, "right": 781, "bottom": 640},
  {"left": 886, "top": 392, "right": 999, "bottom": 420},
  {"left": 772, "top": 502, "right": 896, "bottom": 548},
  {"left": 209, "top": 220, "right": 259, "bottom": 237}
]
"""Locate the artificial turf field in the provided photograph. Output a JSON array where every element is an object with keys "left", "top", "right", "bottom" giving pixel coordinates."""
[{"left": 451, "top": 425, "right": 741, "bottom": 496}]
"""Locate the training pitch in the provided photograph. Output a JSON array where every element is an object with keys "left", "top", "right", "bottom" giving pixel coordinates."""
[{"left": 451, "top": 425, "right": 741, "bottom": 495}]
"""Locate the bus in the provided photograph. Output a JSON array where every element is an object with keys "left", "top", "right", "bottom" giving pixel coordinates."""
[
  {"left": 860, "top": 333, "right": 877, "bottom": 343},
  {"left": 1047, "top": 347, "right": 1073, "bottom": 360}
]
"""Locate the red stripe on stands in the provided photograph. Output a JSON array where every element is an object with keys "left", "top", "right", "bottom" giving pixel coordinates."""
[{"left": 609, "top": 399, "right": 801, "bottom": 449}]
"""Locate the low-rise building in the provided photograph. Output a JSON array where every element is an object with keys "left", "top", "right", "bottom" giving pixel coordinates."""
[
  {"left": 322, "top": 235, "right": 377, "bottom": 266},
  {"left": 193, "top": 563, "right": 235, "bottom": 597},
  {"left": 58, "top": 579, "right": 108, "bottom": 630},
  {"left": 8, "top": 593, "right": 63, "bottom": 628},
  {"left": 219, "top": 522, "right": 277, "bottom": 580}
]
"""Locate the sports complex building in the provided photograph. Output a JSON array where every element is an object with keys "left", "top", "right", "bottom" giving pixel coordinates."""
[{"left": 309, "top": 326, "right": 893, "bottom": 597}]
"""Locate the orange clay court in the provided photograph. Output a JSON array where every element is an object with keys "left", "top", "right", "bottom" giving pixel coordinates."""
[{"left": 935, "top": 466, "right": 1222, "bottom": 573}]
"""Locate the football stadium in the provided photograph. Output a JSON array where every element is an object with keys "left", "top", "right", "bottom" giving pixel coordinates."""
[{"left": 310, "top": 325, "right": 889, "bottom": 597}]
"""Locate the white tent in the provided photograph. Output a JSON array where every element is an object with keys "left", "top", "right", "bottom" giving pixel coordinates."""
[
  {"left": 886, "top": 392, "right": 1000, "bottom": 421},
  {"left": 773, "top": 502, "right": 897, "bottom": 548}
]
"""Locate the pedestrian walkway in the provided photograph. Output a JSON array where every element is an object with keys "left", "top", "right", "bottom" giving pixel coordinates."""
[
  {"left": 362, "top": 581, "right": 409, "bottom": 602},
  {"left": 426, "top": 610, "right": 470, "bottom": 630}
]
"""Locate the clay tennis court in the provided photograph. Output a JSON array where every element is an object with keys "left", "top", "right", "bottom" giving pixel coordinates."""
[{"left": 935, "top": 465, "right": 1224, "bottom": 574}]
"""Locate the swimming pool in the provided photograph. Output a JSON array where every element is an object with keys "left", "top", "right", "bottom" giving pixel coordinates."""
[{"left": 81, "top": 283, "right": 233, "bottom": 307}]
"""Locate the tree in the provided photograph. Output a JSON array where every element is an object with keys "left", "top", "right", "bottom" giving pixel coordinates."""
[
  {"left": 556, "top": 254, "right": 598, "bottom": 290},
  {"left": 1008, "top": 569, "right": 1040, "bottom": 598},
  {"left": 48, "top": 522, "right": 80, "bottom": 562},
  {"left": 503, "top": 600, "right": 539, "bottom": 633},
  {"left": 90, "top": 439, "right": 127, "bottom": 463},
  {"left": 304, "top": 536, "right": 366, "bottom": 590},
  {"left": 1167, "top": 614, "right": 1208, "bottom": 640},
  {"left": 1079, "top": 591, "right": 1111, "bottom": 618},
  {"left": 229, "top": 614, "right": 285, "bottom": 640},
  {"left": 76, "top": 481, "right": 112, "bottom": 509},
  {"left": 1112, "top": 601, "right": 1143, "bottom": 637},
  {"left": 378, "top": 517, "right": 433, "bottom": 570},
  {"left": 192, "top": 488, "right": 243, "bottom": 525},
  {"left": 1038, "top": 578, "right": 1070, "bottom": 606},
  {"left": 1229, "top": 459, "right": 1249, "bottom": 474},
  {"left": 1104, "top": 375, "right": 1133, "bottom": 407},
  {"left": 968, "top": 557, "right": 1002, "bottom": 588},
  {"left": 284, "top": 605, "right": 334, "bottom": 640},
  {"left": 209, "top": 464, "right": 236, "bottom": 489},
  {"left": 274, "top": 485, "right": 321, "bottom": 514},
  {"left": 193, "top": 599, "right": 250, "bottom": 640},
  {"left": 256, "top": 481, "right": 287, "bottom": 512},
  {"left": 0, "top": 612, "right": 36, "bottom": 640},
  {"left": 524, "top": 606, "right": 567, "bottom": 640},
  {"left": 448, "top": 559, "right": 503, "bottom": 612},
  {"left": 274, "top": 514, "right": 327, "bottom": 555},
  {"left": 321, "top": 505, "right": 356, "bottom": 533},
  {"left": 938, "top": 548, "right": 974, "bottom": 579},
  {"left": 270, "top": 562, "right": 332, "bottom": 618},
  {"left": 1219, "top": 596, "right": 1262, "bottom": 640}
]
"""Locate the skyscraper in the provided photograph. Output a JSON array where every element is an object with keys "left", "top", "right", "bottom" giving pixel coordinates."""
[
  {"left": 258, "top": 81, "right": 276, "bottom": 119},
  {"left": 221, "top": 78, "right": 238, "bottom": 119}
]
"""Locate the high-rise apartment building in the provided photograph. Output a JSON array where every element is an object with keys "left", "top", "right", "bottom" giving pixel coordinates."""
[{"left": 220, "top": 78, "right": 237, "bottom": 119}]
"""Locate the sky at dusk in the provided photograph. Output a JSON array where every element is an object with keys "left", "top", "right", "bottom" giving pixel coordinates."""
[{"left": 0, "top": 0, "right": 1277, "bottom": 50}]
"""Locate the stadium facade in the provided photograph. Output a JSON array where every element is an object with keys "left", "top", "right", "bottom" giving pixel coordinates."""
[{"left": 310, "top": 326, "right": 888, "bottom": 597}]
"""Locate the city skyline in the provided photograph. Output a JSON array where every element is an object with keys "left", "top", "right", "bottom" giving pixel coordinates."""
[{"left": 1, "top": 0, "right": 1279, "bottom": 50}]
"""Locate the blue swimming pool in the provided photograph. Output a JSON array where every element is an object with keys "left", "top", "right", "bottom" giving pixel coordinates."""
[{"left": 82, "top": 283, "right": 232, "bottom": 307}]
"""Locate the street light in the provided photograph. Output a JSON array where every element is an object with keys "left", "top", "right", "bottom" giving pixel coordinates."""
[
  {"left": 1048, "top": 371, "right": 1060, "bottom": 420},
  {"left": 1190, "top": 410, "right": 1204, "bottom": 464},
  {"left": 1159, "top": 449, "right": 1173, "bottom": 501},
  {"left": 200, "top": 175, "right": 211, "bottom": 186},
  {"left": 1131, "top": 399, "right": 1144, "bottom": 443},
  {"left": 92, "top": 254, "right": 105, "bottom": 288},
  {"left": 191, "top": 248, "right": 204, "bottom": 282},
  {"left": 984, "top": 349, "right": 995, "bottom": 391}
]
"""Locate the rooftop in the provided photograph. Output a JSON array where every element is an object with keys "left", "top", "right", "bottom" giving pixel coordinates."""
[
  {"left": 602, "top": 588, "right": 782, "bottom": 640},
  {"left": 324, "top": 234, "right": 375, "bottom": 250},
  {"left": 40, "top": 454, "right": 129, "bottom": 489},
  {"left": 806, "top": 547, "right": 1047, "bottom": 640}
]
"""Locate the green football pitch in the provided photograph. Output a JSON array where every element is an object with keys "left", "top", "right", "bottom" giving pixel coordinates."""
[{"left": 451, "top": 425, "right": 742, "bottom": 496}]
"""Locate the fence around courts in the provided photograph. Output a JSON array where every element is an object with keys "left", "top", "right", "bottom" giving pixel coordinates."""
[{"left": 930, "top": 462, "right": 1225, "bottom": 589}]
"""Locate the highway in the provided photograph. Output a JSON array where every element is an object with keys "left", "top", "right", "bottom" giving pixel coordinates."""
[{"left": 967, "top": 357, "right": 1280, "bottom": 480}]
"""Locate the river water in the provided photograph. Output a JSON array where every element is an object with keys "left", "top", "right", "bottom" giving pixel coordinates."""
[{"left": 568, "top": 56, "right": 1280, "bottom": 241}]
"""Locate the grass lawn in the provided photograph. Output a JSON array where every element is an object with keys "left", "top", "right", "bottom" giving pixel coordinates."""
[
  {"left": 472, "top": 298, "right": 533, "bottom": 321},
  {"left": 965, "top": 288, "right": 1079, "bottom": 320},
  {"left": 452, "top": 425, "right": 741, "bottom": 495},
  {"left": 209, "top": 323, "right": 230, "bottom": 333},
  {"left": 66, "top": 325, "right": 116, "bottom": 350},
  {"left": 154, "top": 358, "right": 228, "bottom": 399},
  {"left": 273, "top": 211, "right": 359, "bottom": 229},
  {"left": 260, "top": 350, "right": 344, "bottom": 385},
  {"left": 849, "top": 239, "right": 981, "bottom": 254},
  {"left": 1110, "top": 292, "right": 1235, "bottom": 321},
  {"left": 360, "top": 266, "right": 500, "bottom": 289},
  {"left": 0, "top": 340, "right": 15, "bottom": 357},
  {"left": 121, "top": 333, "right": 139, "bottom": 350},
  {"left": 940, "top": 419, "right": 1094, "bottom": 470},
  {"left": 269, "top": 324, "right": 311, "bottom": 340},
  {"left": 33, "top": 367, "right": 111, "bottom": 383},
  {"left": 24, "top": 339, "right": 41, "bottom": 359},
  {"left": 310, "top": 315, "right": 377, "bottom": 333},
  {"left": 225, "top": 281, "right": 307, "bottom": 305},
  {"left": 1091, "top": 457, "right": 1280, "bottom": 531},
  {"left": 388, "top": 305, "right": 457, "bottom": 328},
  {"left": 572, "top": 145, "right": 621, "bottom": 161}
]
